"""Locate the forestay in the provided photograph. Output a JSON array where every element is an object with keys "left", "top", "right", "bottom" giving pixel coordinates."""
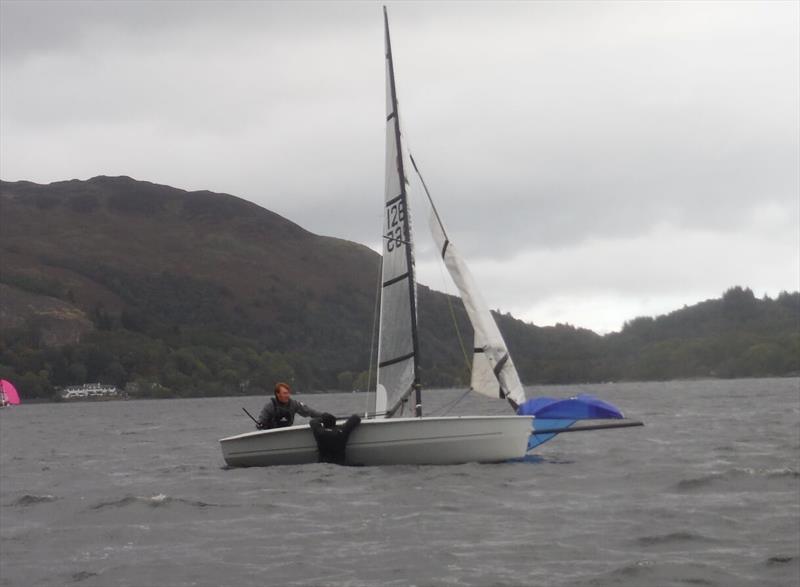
[{"left": 376, "top": 7, "right": 420, "bottom": 418}]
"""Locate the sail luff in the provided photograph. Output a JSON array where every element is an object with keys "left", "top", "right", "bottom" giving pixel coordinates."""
[{"left": 377, "top": 7, "right": 422, "bottom": 418}]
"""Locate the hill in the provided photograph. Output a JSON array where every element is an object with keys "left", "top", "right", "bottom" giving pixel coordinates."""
[{"left": 0, "top": 177, "right": 797, "bottom": 399}]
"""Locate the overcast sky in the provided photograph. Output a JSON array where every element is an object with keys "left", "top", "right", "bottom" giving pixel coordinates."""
[{"left": 2, "top": 1, "right": 798, "bottom": 333}]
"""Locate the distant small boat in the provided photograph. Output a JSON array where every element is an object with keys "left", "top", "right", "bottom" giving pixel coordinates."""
[{"left": 0, "top": 379, "right": 20, "bottom": 408}]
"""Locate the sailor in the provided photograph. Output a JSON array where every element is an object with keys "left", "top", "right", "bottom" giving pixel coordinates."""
[
  {"left": 256, "top": 382, "right": 324, "bottom": 430},
  {"left": 309, "top": 413, "right": 362, "bottom": 465}
]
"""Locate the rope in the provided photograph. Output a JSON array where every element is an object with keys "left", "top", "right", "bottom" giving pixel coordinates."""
[
  {"left": 408, "top": 149, "right": 472, "bottom": 378},
  {"left": 404, "top": 148, "right": 473, "bottom": 416},
  {"left": 430, "top": 387, "right": 472, "bottom": 416},
  {"left": 440, "top": 259, "right": 472, "bottom": 376}
]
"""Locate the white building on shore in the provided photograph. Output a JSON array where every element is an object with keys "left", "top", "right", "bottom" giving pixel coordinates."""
[{"left": 60, "top": 383, "right": 123, "bottom": 400}]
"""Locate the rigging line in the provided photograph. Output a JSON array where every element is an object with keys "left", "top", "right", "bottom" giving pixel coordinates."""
[
  {"left": 430, "top": 387, "right": 472, "bottom": 417},
  {"left": 409, "top": 150, "right": 471, "bottom": 375},
  {"left": 437, "top": 259, "right": 472, "bottom": 375},
  {"left": 384, "top": 382, "right": 417, "bottom": 418},
  {"left": 410, "top": 153, "right": 447, "bottom": 238}
]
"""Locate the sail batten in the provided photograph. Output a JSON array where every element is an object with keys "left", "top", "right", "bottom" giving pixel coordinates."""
[
  {"left": 382, "top": 272, "right": 410, "bottom": 288},
  {"left": 379, "top": 351, "right": 416, "bottom": 368}
]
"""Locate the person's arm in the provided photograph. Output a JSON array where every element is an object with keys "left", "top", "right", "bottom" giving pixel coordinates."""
[
  {"left": 309, "top": 417, "right": 324, "bottom": 438},
  {"left": 294, "top": 400, "right": 324, "bottom": 419},
  {"left": 341, "top": 414, "right": 362, "bottom": 436}
]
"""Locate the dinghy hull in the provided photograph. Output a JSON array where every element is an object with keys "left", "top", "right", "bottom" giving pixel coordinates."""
[{"left": 220, "top": 415, "right": 533, "bottom": 467}]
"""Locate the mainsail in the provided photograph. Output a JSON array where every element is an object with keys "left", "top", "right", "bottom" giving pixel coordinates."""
[
  {"left": 0, "top": 379, "right": 20, "bottom": 405},
  {"left": 376, "top": 7, "right": 421, "bottom": 418},
  {"left": 413, "top": 157, "right": 526, "bottom": 410}
]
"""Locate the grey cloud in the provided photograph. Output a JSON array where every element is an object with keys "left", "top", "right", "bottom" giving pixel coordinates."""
[
  {"left": 1, "top": 1, "right": 375, "bottom": 60},
  {"left": 1, "top": 1, "right": 797, "bottom": 331}
]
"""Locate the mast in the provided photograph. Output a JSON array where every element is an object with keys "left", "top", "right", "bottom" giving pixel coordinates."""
[{"left": 378, "top": 6, "right": 422, "bottom": 417}]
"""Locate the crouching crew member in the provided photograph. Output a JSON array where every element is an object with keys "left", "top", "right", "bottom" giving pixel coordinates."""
[{"left": 310, "top": 413, "right": 362, "bottom": 465}]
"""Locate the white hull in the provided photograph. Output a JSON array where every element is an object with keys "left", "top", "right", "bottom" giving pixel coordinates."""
[{"left": 220, "top": 415, "right": 533, "bottom": 467}]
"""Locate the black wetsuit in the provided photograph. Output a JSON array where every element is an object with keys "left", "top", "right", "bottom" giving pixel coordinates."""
[
  {"left": 257, "top": 397, "right": 323, "bottom": 430},
  {"left": 309, "top": 414, "right": 362, "bottom": 465}
]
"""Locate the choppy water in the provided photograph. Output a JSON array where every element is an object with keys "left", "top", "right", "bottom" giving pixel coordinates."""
[{"left": 1, "top": 378, "right": 798, "bottom": 587}]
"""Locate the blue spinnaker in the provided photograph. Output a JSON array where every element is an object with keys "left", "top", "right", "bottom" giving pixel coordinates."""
[
  {"left": 518, "top": 394, "right": 626, "bottom": 451},
  {"left": 528, "top": 418, "right": 576, "bottom": 450},
  {"left": 517, "top": 394, "right": 625, "bottom": 419}
]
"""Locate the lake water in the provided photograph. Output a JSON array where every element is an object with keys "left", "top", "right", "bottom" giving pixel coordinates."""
[{"left": 1, "top": 378, "right": 798, "bottom": 587}]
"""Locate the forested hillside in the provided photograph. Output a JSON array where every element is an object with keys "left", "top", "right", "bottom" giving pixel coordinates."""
[{"left": 1, "top": 177, "right": 796, "bottom": 400}]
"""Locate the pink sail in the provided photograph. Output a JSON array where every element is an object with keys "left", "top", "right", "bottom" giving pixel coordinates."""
[{"left": 1, "top": 380, "right": 20, "bottom": 405}]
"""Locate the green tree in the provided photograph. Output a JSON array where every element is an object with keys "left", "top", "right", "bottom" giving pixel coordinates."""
[
  {"left": 17, "top": 371, "right": 51, "bottom": 399},
  {"left": 102, "top": 361, "right": 128, "bottom": 388},
  {"left": 68, "top": 362, "right": 88, "bottom": 384},
  {"left": 336, "top": 371, "right": 354, "bottom": 391},
  {"left": 353, "top": 371, "right": 371, "bottom": 392}
]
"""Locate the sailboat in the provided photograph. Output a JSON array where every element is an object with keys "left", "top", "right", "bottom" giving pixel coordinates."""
[
  {"left": 220, "top": 8, "right": 639, "bottom": 467},
  {"left": 0, "top": 379, "right": 21, "bottom": 408}
]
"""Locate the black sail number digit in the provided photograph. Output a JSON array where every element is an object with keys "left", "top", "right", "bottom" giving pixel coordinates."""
[{"left": 386, "top": 200, "right": 405, "bottom": 252}]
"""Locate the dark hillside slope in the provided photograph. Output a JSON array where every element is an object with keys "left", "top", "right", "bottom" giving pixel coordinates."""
[
  {"left": 1, "top": 177, "right": 382, "bottom": 393},
  {"left": 1, "top": 177, "right": 796, "bottom": 399},
  {"left": 0, "top": 176, "right": 603, "bottom": 396}
]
